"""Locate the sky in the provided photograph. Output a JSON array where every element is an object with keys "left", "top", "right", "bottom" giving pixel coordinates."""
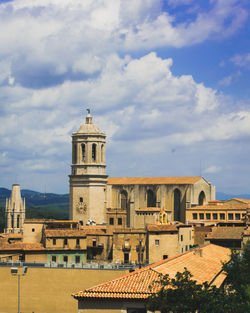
[{"left": 0, "top": 0, "right": 250, "bottom": 195}]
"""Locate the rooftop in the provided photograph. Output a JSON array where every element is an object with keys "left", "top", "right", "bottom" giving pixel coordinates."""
[
  {"left": 44, "top": 229, "right": 86, "bottom": 238},
  {"left": 73, "top": 244, "right": 230, "bottom": 300},
  {"left": 206, "top": 226, "right": 245, "bottom": 240},
  {"left": 147, "top": 225, "right": 178, "bottom": 232},
  {"left": 107, "top": 177, "right": 201, "bottom": 185}
]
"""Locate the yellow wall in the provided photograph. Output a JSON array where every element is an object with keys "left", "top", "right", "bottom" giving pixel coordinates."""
[{"left": 0, "top": 267, "right": 127, "bottom": 313}]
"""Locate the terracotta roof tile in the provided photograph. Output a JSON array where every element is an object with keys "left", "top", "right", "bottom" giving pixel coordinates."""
[
  {"left": 73, "top": 244, "right": 230, "bottom": 300},
  {"left": 206, "top": 226, "right": 245, "bottom": 240},
  {"left": 107, "top": 177, "right": 201, "bottom": 185},
  {"left": 135, "top": 207, "right": 161, "bottom": 212},
  {"left": 44, "top": 229, "right": 86, "bottom": 238},
  {"left": 0, "top": 242, "right": 45, "bottom": 251},
  {"left": 147, "top": 225, "right": 178, "bottom": 232}
]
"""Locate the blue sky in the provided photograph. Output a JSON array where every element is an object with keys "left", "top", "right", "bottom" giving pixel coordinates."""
[{"left": 0, "top": 0, "right": 250, "bottom": 194}]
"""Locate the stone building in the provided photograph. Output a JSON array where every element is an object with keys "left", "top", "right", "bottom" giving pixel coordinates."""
[
  {"left": 5, "top": 184, "right": 25, "bottom": 234},
  {"left": 69, "top": 112, "right": 216, "bottom": 226}
]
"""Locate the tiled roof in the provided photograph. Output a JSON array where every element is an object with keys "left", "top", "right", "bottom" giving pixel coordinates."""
[
  {"left": 44, "top": 229, "right": 86, "bottom": 238},
  {"left": 227, "top": 198, "right": 250, "bottom": 204},
  {"left": 186, "top": 202, "right": 248, "bottom": 211},
  {"left": 73, "top": 244, "right": 230, "bottom": 300},
  {"left": 0, "top": 242, "right": 45, "bottom": 251},
  {"left": 0, "top": 233, "right": 23, "bottom": 238},
  {"left": 206, "top": 226, "right": 245, "bottom": 240},
  {"left": 147, "top": 225, "right": 178, "bottom": 232},
  {"left": 135, "top": 207, "right": 161, "bottom": 212},
  {"left": 107, "top": 177, "right": 201, "bottom": 185},
  {"left": 82, "top": 226, "right": 112, "bottom": 236}
]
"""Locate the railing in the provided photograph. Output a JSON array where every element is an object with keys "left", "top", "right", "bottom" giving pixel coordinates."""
[{"left": 0, "top": 260, "right": 135, "bottom": 270}]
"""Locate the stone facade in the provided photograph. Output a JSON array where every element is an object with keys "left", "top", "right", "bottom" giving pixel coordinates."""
[{"left": 5, "top": 184, "right": 25, "bottom": 234}]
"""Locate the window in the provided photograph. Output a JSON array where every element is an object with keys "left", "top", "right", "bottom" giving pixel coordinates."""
[
  {"left": 79, "top": 197, "right": 83, "bottom": 203},
  {"left": 118, "top": 218, "right": 122, "bottom": 225},
  {"left": 64, "top": 239, "right": 68, "bottom": 246},
  {"left": 147, "top": 189, "right": 156, "bottom": 207},
  {"left": 81, "top": 144, "right": 85, "bottom": 161},
  {"left": 32, "top": 228, "right": 35, "bottom": 232},
  {"left": 185, "top": 245, "right": 188, "bottom": 251},
  {"left": 76, "top": 238, "right": 80, "bottom": 245},
  {"left": 121, "top": 191, "right": 128, "bottom": 209},
  {"left": 63, "top": 256, "right": 68, "bottom": 263},
  {"left": 206, "top": 213, "right": 211, "bottom": 220},
  {"left": 124, "top": 252, "right": 129, "bottom": 264},
  {"left": 213, "top": 213, "right": 218, "bottom": 220},
  {"left": 109, "top": 217, "right": 114, "bottom": 225},
  {"left": 92, "top": 239, "right": 97, "bottom": 247},
  {"left": 198, "top": 191, "right": 206, "bottom": 205},
  {"left": 52, "top": 256, "right": 57, "bottom": 262},
  {"left": 228, "top": 213, "right": 234, "bottom": 220},
  {"left": 53, "top": 239, "right": 56, "bottom": 245},
  {"left": 11, "top": 215, "right": 14, "bottom": 228},
  {"left": 155, "top": 240, "right": 160, "bottom": 246},
  {"left": 192, "top": 213, "right": 197, "bottom": 220},
  {"left": 199, "top": 213, "right": 204, "bottom": 220},
  {"left": 92, "top": 144, "right": 96, "bottom": 161},
  {"left": 163, "top": 255, "right": 168, "bottom": 260},
  {"left": 17, "top": 215, "right": 20, "bottom": 228},
  {"left": 220, "top": 213, "right": 225, "bottom": 220},
  {"left": 174, "top": 189, "right": 181, "bottom": 221},
  {"left": 180, "top": 235, "right": 183, "bottom": 241},
  {"left": 75, "top": 255, "right": 80, "bottom": 263},
  {"left": 235, "top": 213, "right": 240, "bottom": 220}
]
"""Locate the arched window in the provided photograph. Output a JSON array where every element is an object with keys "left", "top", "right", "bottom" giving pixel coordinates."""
[
  {"left": 101, "top": 144, "right": 104, "bottom": 162},
  {"left": 121, "top": 191, "right": 128, "bottom": 209},
  {"left": 11, "top": 214, "right": 14, "bottom": 228},
  {"left": 92, "top": 144, "right": 96, "bottom": 161},
  {"left": 198, "top": 191, "right": 206, "bottom": 205},
  {"left": 174, "top": 189, "right": 181, "bottom": 221},
  {"left": 147, "top": 189, "right": 156, "bottom": 207},
  {"left": 17, "top": 215, "right": 20, "bottom": 228},
  {"left": 73, "top": 143, "right": 77, "bottom": 164},
  {"left": 81, "top": 144, "right": 85, "bottom": 162}
]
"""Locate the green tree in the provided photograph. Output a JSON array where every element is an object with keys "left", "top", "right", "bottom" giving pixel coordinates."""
[{"left": 147, "top": 242, "right": 250, "bottom": 313}]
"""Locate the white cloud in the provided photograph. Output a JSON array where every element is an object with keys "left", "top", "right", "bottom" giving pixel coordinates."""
[
  {"left": 204, "top": 165, "right": 222, "bottom": 174},
  {"left": 231, "top": 53, "right": 250, "bottom": 68}
]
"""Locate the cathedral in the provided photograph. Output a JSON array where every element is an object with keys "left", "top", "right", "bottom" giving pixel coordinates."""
[{"left": 69, "top": 112, "right": 215, "bottom": 226}]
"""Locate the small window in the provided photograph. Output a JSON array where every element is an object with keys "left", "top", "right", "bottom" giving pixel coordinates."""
[
  {"left": 32, "top": 228, "right": 35, "bottom": 232},
  {"left": 53, "top": 239, "right": 56, "bottom": 245},
  {"left": 124, "top": 252, "right": 129, "bottom": 264},
  {"left": 81, "top": 144, "right": 85, "bottom": 161},
  {"left": 163, "top": 255, "right": 168, "bottom": 260},
  {"left": 63, "top": 256, "right": 68, "bottom": 263},
  {"left": 118, "top": 218, "right": 122, "bottom": 225},
  {"left": 228, "top": 213, "right": 234, "bottom": 220},
  {"left": 109, "top": 217, "right": 114, "bottom": 225},
  {"left": 75, "top": 255, "right": 80, "bottom": 263},
  {"left": 76, "top": 238, "right": 80, "bottom": 245},
  {"left": 192, "top": 213, "right": 197, "bottom": 220},
  {"left": 92, "top": 239, "right": 97, "bottom": 247},
  {"left": 185, "top": 245, "right": 188, "bottom": 251},
  {"left": 180, "top": 235, "right": 183, "bottom": 241},
  {"left": 206, "top": 213, "right": 211, "bottom": 220},
  {"left": 52, "top": 256, "right": 57, "bottom": 262},
  {"left": 235, "top": 213, "right": 240, "bottom": 220},
  {"left": 155, "top": 239, "right": 159, "bottom": 246},
  {"left": 92, "top": 144, "right": 96, "bottom": 161},
  {"left": 220, "top": 213, "right": 225, "bottom": 220},
  {"left": 213, "top": 213, "right": 218, "bottom": 220},
  {"left": 199, "top": 213, "right": 204, "bottom": 220},
  {"left": 64, "top": 239, "right": 68, "bottom": 246},
  {"left": 17, "top": 215, "right": 20, "bottom": 228},
  {"left": 79, "top": 197, "right": 83, "bottom": 203}
]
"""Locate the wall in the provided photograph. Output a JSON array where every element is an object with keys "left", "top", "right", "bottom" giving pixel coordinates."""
[
  {"left": 147, "top": 232, "right": 178, "bottom": 264},
  {"left": 178, "top": 226, "right": 194, "bottom": 254},
  {"left": 23, "top": 222, "right": 44, "bottom": 243},
  {"left": 0, "top": 267, "right": 128, "bottom": 313}
]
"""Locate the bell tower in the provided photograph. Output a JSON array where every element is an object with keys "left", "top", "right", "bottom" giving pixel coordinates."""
[{"left": 69, "top": 111, "right": 108, "bottom": 224}]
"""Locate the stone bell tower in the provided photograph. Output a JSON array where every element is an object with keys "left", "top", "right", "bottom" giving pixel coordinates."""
[
  {"left": 69, "top": 110, "right": 108, "bottom": 224},
  {"left": 5, "top": 184, "right": 26, "bottom": 233}
]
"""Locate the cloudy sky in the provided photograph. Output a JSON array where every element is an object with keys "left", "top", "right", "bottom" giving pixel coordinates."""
[{"left": 0, "top": 0, "right": 250, "bottom": 195}]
